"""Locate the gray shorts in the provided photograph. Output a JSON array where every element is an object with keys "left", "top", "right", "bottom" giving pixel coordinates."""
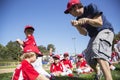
[{"left": 85, "top": 29, "right": 114, "bottom": 67}]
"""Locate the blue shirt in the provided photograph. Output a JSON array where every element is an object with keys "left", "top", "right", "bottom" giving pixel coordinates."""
[{"left": 76, "top": 3, "right": 114, "bottom": 38}]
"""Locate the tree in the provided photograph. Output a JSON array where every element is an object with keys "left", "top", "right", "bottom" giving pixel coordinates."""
[
  {"left": 113, "top": 31, "right": 120, "bottom": 44},
  {"left": 0, "top": 41, "right": 56, "bottom": 60},
  {"left": 47, "top": 44, "right": 55, "bottom": 52},
  {"left": 6, "top": 41, "right": 21, "bottom": 60},
  {"left": 38, "top": 44, "right": 56, "bottom": 55},
  {"left": 0, "top": 44, "right": 8, "bottom": 60},
  {"left": 38, "top": 45, "right": 48, "bottom": 55}
]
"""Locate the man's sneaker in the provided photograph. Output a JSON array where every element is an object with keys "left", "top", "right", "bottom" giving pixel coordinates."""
[{"left": 94, "top": 71, "right": 103, "bottom": 80}]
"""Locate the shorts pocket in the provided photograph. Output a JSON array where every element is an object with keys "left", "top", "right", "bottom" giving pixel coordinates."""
[{"left": 99, "top": 39, "right": 112, "bottom": 57}]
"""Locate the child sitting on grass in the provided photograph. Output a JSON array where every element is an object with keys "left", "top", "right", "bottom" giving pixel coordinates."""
[
  {"left": 60, "top": 52, "right": 73, "bottom": 77},
  {"left": 50, "top": 54, "right": 73, "bottom": 77},
  {"left": 50, "top": 54, "right": 64, "bottom": 76},
  {"left": 76, "top": 54, "right": 92, "bottom": 74},
  {"left": 12, "top": 52, "right": 49, "bottom": 80}
]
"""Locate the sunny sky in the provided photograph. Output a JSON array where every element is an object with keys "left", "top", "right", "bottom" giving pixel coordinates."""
[{"left": 0, "top": 0, "right": 120, "bottom": 55}]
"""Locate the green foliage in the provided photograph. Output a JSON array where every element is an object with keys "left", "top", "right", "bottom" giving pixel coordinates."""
[
  {"left": 0, "top": 44, "right": 8, "bottom": 60},
  {"left": 0, "top": 41, "right": 22, "bottom": 60},
  {"left": 38, "top": 44, "right": 56, "bottom": 55},
  {"left": 38, "top": 45, "right": 48, "bottom": 55},
  {"left": 113, "top": 31, "right": 120, "bottom": 44},
  {"left": 0, "top": 40, "right": 56, "bottom": 60},
  {"left": 47, "top": 44, "right": 55, "bottom": 52},
  {"left": 6, "top": 41, "right": 22, "bottom": 60}
]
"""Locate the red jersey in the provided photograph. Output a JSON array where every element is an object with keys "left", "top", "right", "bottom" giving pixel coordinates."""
[
  {"left": 23, "top": 35, "right": 41, "bottom": 55},
  {"left": 12, "top": 60, "right": 39, "bottom": 80},
  {"left": 111, "top": 51, "right": 118, "bottom": 61},
  {"left": 61, "top": 59, "right": 73, "bottom": 69},
  {"left": 111, "top": 51, "right": 118, "bottom": 57},
  {"left": 50, "top": 62, "right": 63, "bottom": 73},
  {"left": 76, "top": 59, "right": 87, "bottom": 68}
]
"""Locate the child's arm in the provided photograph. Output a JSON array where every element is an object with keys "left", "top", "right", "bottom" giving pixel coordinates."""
[
  {"left": 16, "top": 39, "right": 24, "bottom": 50},
  {"left": 16, "top": 39, "right": 24, "bottom": 45}
]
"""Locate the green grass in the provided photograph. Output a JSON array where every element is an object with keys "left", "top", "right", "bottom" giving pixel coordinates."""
[
  {"left": 0, "top": 64, "right": 120, "bottom": 80},
  {"left": 0, "top": 66, "right": 17, "bottom": 69},
  {"left": 0, "top": 73, "right": 12, "bottom": 80}
]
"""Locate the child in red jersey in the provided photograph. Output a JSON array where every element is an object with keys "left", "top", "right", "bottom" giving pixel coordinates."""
[
  {"left": 16, "top": 25, "right": 51, "bottom": 78},
  {"left": 76, "top": 54, "right": 92, "bottom": 74},
  {"left": 50, "top": 54, "right": 64, "bottom": 76},
  {"left": 60, "top": 52, "right": 73, "bottom": 77},
  {"left": 16, "top": 25, "right": 42, "bottom": 55},
  {"left": 12, "top": 52, "right": 49, "bottom": 80}
]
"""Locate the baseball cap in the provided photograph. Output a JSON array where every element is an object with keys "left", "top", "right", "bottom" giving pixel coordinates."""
[
  {"left": 64, "top": 0, "right": 81, "bottom": 14},
  {"left": 23, "top": 45, "right": 43, "bottom": 56},
  {"left": 64, "top": 52, "right": 69, "bottom": 56},
  {"left": 77, "top": 54, "right": 83, "bottom": 58},
  {"left": 24, "top": 25, "right": 35, "bottom": 32},
  {"left": 53, "top": 55, "right": 60, "bottom": 59}
]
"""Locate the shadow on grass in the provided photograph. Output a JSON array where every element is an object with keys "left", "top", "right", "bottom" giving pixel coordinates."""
[
  {"left": 115, "top": 67, "right": 120, "bottom": 71},
  {"left": 54, "top": 76, "right": 91, "bottom": 80}
]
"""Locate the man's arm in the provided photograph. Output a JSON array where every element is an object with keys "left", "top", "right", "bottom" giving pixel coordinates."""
[
  {"left": 71, "top": 20, "right": 87, "bottom": 36},
  {"left": 77, "top": 15, "right": 103, "bottom": 27},
  {"left": 75, "top": 26, "right": 87, "bottom": 36},
  {"left": 87, "top": 15, "right": 103, "bottom": 27},
  {"left": 71, "top": 15, "right": 102, "bottom": 36}
]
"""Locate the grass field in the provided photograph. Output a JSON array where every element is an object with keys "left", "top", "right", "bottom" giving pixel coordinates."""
[{"left": 0, "top": 64, "right": 120, "bottom": 80}]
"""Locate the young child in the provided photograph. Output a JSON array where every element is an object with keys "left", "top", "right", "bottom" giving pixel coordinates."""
[
  {"left": 16, "top": 25, "right": 51, "bottom": 78},
  {"left": 60, "top": 52, "right": 73, "bottom": 77},
  {"left": 76, "top": 54, "right": 92, "bottom": 74},
  {"left": 50, "top": 54, "right": 64, "bottom": 76},
  {"left": 12, "top": 52, "right": 49, "bottom": 80},
  {"left": 50, "top": 54, "right": 73, "bottom": 77}
]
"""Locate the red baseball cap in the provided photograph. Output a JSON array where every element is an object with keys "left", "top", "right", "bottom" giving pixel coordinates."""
[
  {"left": 23, "top": 45, "right": 43, "bottom": 56},
  {"left": 24, "top": 25, "right": 35, "bottom": 32},
  {"left": 53, "top": 54, "right": 60, "bottom": 59},
  {"left": 77, "top": 54, "right": 83, "bottom": 58},
  {"left": 64, "top": 0, "right": 81, "bottom": 14},
  {"left": 64, "top": 52, "right": 69, "bottom": 56}
]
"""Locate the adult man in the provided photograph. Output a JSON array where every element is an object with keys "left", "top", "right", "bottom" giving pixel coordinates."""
[{"left": 64, "top": 0, "right": 114, "bottom": 80}]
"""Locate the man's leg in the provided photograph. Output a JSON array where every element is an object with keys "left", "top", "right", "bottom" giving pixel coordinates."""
[
  {"left": 90, "top": 62, "right": 102, "bottom": 80},
  {"left": 90, "top": 63, "right": 100, "bottom": 74},
  {"left": 97, "top": 59, "right": 113, "bottom": 80}
]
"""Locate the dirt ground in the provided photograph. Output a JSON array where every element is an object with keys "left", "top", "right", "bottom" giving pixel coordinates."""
[
  {"left": 0, "top": 65, "right": 49, "bottom": 74},
  {"left": 0, "top": 68, "right": 15, "bottom": 74}
]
